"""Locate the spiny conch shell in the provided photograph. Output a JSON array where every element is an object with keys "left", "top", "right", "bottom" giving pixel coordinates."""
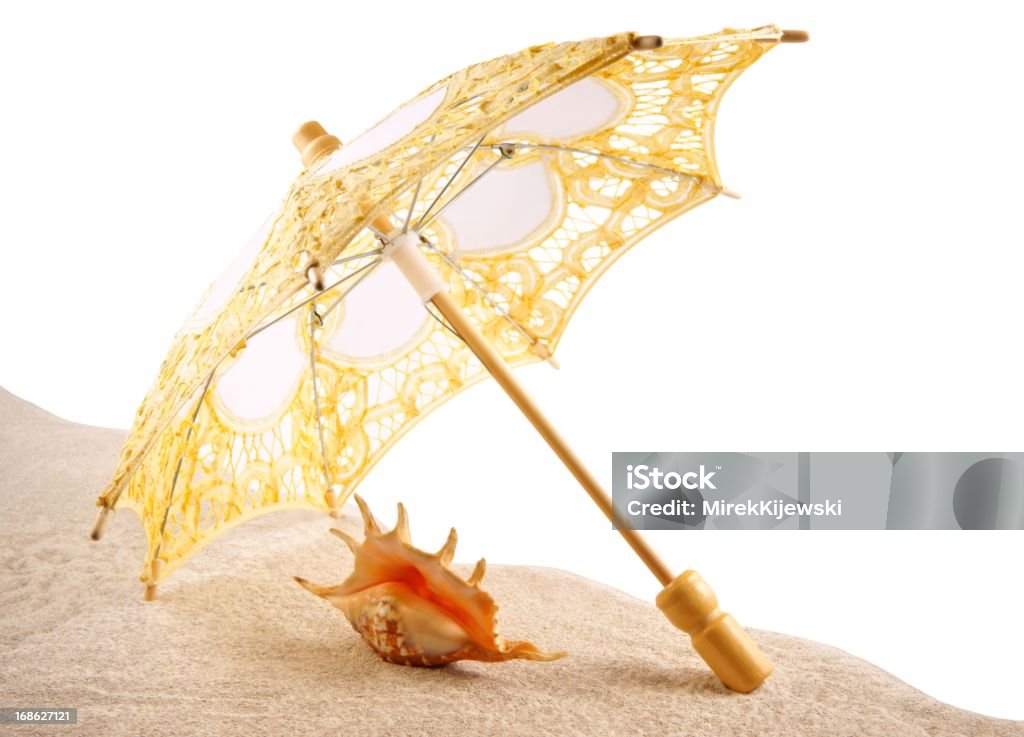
[{"left": 294, "top": 495, "right": 566, "bottom": 667}]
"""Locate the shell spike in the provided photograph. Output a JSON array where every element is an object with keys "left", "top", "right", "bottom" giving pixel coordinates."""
[
  {"left": 329, "top": 527, "right": 360, "bottom": 553},
  {"left": 294, "top": 576, "right": 349, "bottom": 603},
  {"left": 294, "top": 576, "right": 328, "bottom": 597},
  {"left": 468, "top": 558, "right": 486, "bottom": 586},
  {"left": 502, "top": 640, "right": 568, "bottom": 662},
  {"left": 437, "top": 527, "right": 458, "bottom": 567},
  {"left": 394, "top": 502, "right": 411, "bottom": 543},
  {"left": 353, "top": 494, "right": 381, "bottom": 535}
]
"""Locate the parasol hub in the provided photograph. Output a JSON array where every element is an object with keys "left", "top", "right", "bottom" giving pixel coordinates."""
[{"left": 382, "top": 231, "right": 447, "bottom": 303}]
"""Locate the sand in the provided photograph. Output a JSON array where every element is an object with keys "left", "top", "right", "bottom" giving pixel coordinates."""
[{"left": 1, "top": 387, "right": 1020, "bottom": 736}]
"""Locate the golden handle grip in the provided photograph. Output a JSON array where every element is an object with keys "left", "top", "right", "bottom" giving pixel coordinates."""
[{"left": 656, "top": 570, "right": 773, "bottom": 693}]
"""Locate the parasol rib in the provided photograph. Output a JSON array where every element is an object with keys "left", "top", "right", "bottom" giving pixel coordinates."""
[
  {"left": 421, "top": 237, "right": 555, "bottom": 364},
  {"left": 483, "top": 142, "right": 720, "bottom": 189},
  {"left": 145, "top": 369, "right": 215, "bottom": 600},
  {"left": 322, "top": 258, "right": 382, "bottom": 317},
  {"left": 308, "top": 302, "right": 339, "bottom": 516},
  {"left": 248, "top": 255, "right": 381, "bottom": 339},
  {"left": 416, "top": 133, "right": 488, "bottom": 229},
  {"left": 403, "top": 179, "right": 423, "bottom": 234},
  {"left": 416, "top": 155, "right": 505, "bottom": 231}
]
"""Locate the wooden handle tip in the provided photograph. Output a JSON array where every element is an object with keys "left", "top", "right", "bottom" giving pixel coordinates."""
[
  {"left": 90, "top": 506, "right": 111, "bottom": 541},
  {"left": 143, "top": 560, "right": 164, "bottom": 601},
  {"left": 780, "top": 29, "right": 810, "bottom": 43},
  {"left": 292, "top": 121, "right": 327, "bottom": 152},
  {"left": 632, "top": 35, "right": 663, "bottom": 51},
  {"left": 293, "top": 121, "right": 342, "bottom": 167}
]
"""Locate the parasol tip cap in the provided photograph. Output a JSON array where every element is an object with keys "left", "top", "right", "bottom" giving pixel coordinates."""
[
  {"left": 632, "top": 35, "right": 663, "bottom": 51},
  {"left": 780, "top": 29, "right": 810, "bottom": 43},
  {"left": 293, "top": 120, "right": 342, "bottom": 167}
]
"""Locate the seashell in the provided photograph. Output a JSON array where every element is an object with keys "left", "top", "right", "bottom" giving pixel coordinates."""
[{"left": 294, "top": 495, "right": 565, "bottom": 667}]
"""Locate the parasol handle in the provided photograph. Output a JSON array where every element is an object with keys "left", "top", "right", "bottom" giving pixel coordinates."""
[
  {"left": 424, "top": 273, "right": 773, "bottom": 692},
  {"left": 429, "top": 287, "right": 771, "bottom": 691},
  {"left": 656, "top": 570, "right": 773, "bottom": 693}
]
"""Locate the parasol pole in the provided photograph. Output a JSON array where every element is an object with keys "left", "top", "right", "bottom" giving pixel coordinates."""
[
  {"left": 407, "top": 235, "right": 773, "bottom": 694},
  {"left": 293, "top": 119, "right": 776, "bottom": 693},
  {"left": 430, "top": 287, "right": 674, "bottom": 581}
]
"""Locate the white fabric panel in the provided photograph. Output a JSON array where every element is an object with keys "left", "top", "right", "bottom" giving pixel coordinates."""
[
  {"left": 325, "top": 261, "right": 428, "bottom": 361},
  {"left": 317, "top": 86, "right": 447, "bottom": 173},
  {"left": 187, "top": 209, "right": 281, "bottom": 327},
  {"left": 500, "top": 78, "right": 622, "bottom": 141},
  {"left": 215, "top": 316, "right": 305, "bottom": 422},
  {"left": 441, "top": 160, "right": 556, "bottom": 254}
]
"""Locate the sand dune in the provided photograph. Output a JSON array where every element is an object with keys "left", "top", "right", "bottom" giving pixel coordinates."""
[{"left": 1, "top": 387, "right": 1019, "bottom": 736}]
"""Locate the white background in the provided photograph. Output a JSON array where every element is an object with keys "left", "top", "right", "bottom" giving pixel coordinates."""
[{"left": 3, "top": 0, "right": 1023, "bottom": 721}]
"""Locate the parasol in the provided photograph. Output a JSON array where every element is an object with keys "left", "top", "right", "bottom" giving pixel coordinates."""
[{"left": 91, "top": 25, "right": 808, "bottom": 691}]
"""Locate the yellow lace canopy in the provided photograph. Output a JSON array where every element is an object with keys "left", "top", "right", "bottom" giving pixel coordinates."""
[{"left": 95, "top": 27, "right": 785, "bottom": 587}]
